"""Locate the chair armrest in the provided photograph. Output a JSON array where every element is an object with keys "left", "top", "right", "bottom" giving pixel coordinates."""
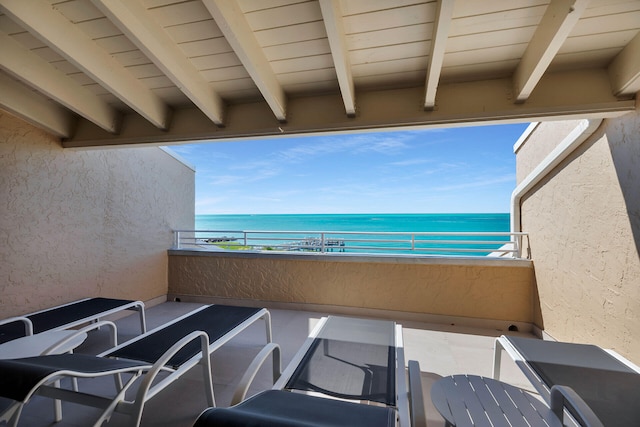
[
  {"left": 231, "top": 342, "right": 282, "bottom": 406},
  {"left": 134, "top": 330, "right": 212, "bottom": 402},
  {"left": 550, "top": 385, "right": 604, "bottom": 427},
  {"left": 407, "top": 360, "right": 427, "bottom": 427},
  {"left": 0, "top": 316, "right": 33, "bottom": 336},
  {"left": 41, "top": 320, "right": 118, "bottom": 355}
]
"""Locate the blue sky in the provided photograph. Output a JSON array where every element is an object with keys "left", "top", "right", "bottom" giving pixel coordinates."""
[{"left": 170, "top": 123, "right": 529, "bottom": 214}]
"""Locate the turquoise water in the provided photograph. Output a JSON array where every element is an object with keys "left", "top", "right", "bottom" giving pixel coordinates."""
[
  {"left": 194, "top": 213, "right": 510, "bottom": 256},
  {"left": 196, "top": 213, "right": 509, "bottom": 233}
]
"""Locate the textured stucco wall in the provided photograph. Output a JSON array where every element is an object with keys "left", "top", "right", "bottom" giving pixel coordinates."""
[
  {"left": 0, "top": 111, "right": 195, "bottom": 316},
  {"left": 515, "top": 121, "right": 580, "bottom": 182},
  {"left": 168, "top": 251, "right": 535, "bottom": 323},
  {"left": 518, "top": 109, "right": 640, "bottom": 361}
]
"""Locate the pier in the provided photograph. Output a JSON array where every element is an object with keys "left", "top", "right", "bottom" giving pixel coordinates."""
[{"left": 289, "top": 237, "right": 346, "bottom": 252}]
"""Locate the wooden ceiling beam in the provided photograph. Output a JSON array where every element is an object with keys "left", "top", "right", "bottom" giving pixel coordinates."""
[
  {"left": 0, "top": 72, "right": 75, "bottom": 138},
  {"left": 93, "top": 0, "right": 225, "bottom": 126},
  {"left": 608, "top": 31, "right": 640, "bottom": 97},
  {"left": 513, "top": 0, "right": 589, "bottom": 103},
  {"left": 64, "top": 69, "right": 635, "bottom": 148},
  {"left": 0, "top": 0, "right": 171, "bottom": 130},
  {"left": 319, "top": 0, "right": 356, "bottom": 117},
  {"left": 0, "top": 32, "right": 119, "bottom": 134},
  {"left": 424, "top": 0, "right": 454, "bottom": 110},
  {"left": 202, "top": 0, "right": 287, "bottom": 122}
]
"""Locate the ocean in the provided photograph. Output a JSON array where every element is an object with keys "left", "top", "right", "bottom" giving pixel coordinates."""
[
  {"left": 195, "top": 213, "right": 509, "bottom": 233},
  {"left": 194, "top": 213, "right": 511, "bottom": 256}
]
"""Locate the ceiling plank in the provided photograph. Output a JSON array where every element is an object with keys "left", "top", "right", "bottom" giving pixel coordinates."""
[
  {"left": 202, "top": 0, "right": 287, "bottom": 122},
  {"left": 608, "top": 31, "right": 640, "bottom": 97},
  {"left": 0, "top": 72, "right": 75, "bottom": 138},
  {"left": 319, "top": 0, "right": 355, "bottom": 117},
  {"left": 424, "top": 0, "right": 455, "bottom": 110},
  {"left": 93, "top": 0, "right": 225, "bottom": 126},
  {"left": 64, "top": 69, "right": 635, "bottom": 148},
  {"left": 0, "top": 32, "right": 120, "bottom": 134},
  {"left": 512, "top": 0, "right": 589, "bottom": 103},
  {"left": 0, "top": 0, "right": 171, "bottom": 130}
]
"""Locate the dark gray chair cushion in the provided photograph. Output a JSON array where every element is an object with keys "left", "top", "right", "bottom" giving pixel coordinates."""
[
  {"left": 508, "top": 336, "right": 640, "bottom": 426},
  {"left": 194, "top": 390, "right": 396, "bottom": 427}
]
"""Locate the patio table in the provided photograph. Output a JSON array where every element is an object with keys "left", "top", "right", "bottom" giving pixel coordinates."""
[
  {"left": 0, "top": 330, "right": 87, "bottom": 359},
  {"left": 431, "top": 374, "right": 562, "bottom": 427}
]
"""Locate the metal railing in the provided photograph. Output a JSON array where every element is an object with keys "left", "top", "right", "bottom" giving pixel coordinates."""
[{"left": 173, "top": 229, "right": 530, "bottom": 259}]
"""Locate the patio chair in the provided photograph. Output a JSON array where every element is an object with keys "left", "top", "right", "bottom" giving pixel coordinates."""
[
  {"left": 0, "top": 304, "right": 272, "bottom": 427},
  {"left": 194, "top": 315, "right": 408, "bottom": 427},
  {"left": 493, "top": 335, "right": 640, "bottom": 426},
  {"left": 0, "top": 297, "right": 147, "bottom": 345},
  {"left": 193, "top": 389, "right": 397, "bottom": 427}
]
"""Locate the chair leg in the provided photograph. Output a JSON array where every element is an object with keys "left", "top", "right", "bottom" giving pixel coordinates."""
[
  {"left": 202, "top": 355, "right": 216, "bottom": 407},
  {"left": 94, "top": 373, "right": 144, "bottom": 427},
  {"left": 53, "top": 379, "right": 63, "bottom": 422},
  {"left": 1, "top": 402, "right": 23, "bottom": 427},
  {"left": 492, "top": 338, "right": 505, "bottom": 379}
]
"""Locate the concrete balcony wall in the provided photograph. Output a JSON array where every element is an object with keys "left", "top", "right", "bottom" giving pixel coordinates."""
[
  {"left": 0, "top": 111, "right": 195, "bottom": 316},
  {"left": 517, "top": 107, "right": 640, "bottom": 362},
  {"left": 168, "top": 250, "right": 536, "bottom": 329}
]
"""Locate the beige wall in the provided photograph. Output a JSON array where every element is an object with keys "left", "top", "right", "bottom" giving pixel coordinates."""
[
  {"left": 168, "top": 251, "right": 535, "bottom": 326},
  {"left": 0, "top": 111, "right": 195, "bottom": 316},
  {"left": 518, "top": 108, "right": 640, "bottom": 361},
  {"left": 515, "top": 121, "right": 580, "bottom": 182}
]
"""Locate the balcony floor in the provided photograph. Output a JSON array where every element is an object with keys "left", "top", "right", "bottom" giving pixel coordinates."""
[{"left": 7, "top": 301, "right": 538, "bottom": 426}]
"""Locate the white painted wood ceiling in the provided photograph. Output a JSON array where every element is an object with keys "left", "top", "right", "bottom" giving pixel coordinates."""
[{"left": 0, "top": 0, "right": 638, "bottom": 147}]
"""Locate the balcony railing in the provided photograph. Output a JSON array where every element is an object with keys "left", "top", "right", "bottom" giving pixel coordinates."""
[{"left": 173, "top": 230, "right": 530, "bottom": 259}]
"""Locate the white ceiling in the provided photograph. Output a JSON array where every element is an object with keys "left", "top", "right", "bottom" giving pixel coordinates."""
[{"left": 0, "top": 0, "right": 638, "bottom": 148}]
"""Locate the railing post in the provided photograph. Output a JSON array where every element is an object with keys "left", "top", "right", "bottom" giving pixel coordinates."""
[
  {"left": 244, "top": 232, "right": 248, "bottom": 247},
  {"left": 411, "top": 234, "right": 415, "bottom": 251},
  {"left": 321, "top": 233, "right": 326, "bottom": 253},
  {"left": 174, "top": 231, "right": 181, "bottom": 249}
]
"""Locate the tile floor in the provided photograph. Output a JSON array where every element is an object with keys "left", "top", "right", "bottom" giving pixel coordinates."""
[{"left": 1, "top": 301, "right": 537, "bottom": 426}]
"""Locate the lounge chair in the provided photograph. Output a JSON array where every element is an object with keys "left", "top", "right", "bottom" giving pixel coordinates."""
[
  {"left": 0, "top": 304, "right": 272, "bottom": 427},
  {"left": 409, "top": 361, "right": 603, "bottom": 427},
  {"left": 493, "top": 335, "right": 640, "bottom": 426},
  {"left": 0, "top": 297, "right": 146, "bottom": 345},
  {"left": 194, "top": 389, "right": 397, "bottom": 427},
  {"left": 194, "top": 315, "right": 408, "bottom": 427}
]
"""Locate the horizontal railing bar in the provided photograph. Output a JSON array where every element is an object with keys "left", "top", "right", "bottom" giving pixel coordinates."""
[
  {"left": 180, "top": 241, "right": 518, "bottom": 252},
  {"left": 174, "top": 229, "right": 528, "bottom": 236},
  {"left": 173, "top": 229, "right": 530, "bottom": 258}
]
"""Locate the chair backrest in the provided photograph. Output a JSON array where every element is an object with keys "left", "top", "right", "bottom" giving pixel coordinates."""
[
  {"left": 508, "top": 336, "right": 640, "bottom": 425},
  {"left": 0, "top": 317, "right": 32, "bottom": 344}
]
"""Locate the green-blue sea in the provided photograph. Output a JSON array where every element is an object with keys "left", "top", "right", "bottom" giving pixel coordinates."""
[
  {"left": 196, "top": 213, "right": 508, "bottom": 233},
  {"left": 195, "top": 213, "right": 510, "bottom": 256}
]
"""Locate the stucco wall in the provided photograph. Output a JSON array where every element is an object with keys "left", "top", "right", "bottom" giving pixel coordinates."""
[
  {"left": 515, "top": 121, "right": 580, "bottom": 182},
  {"left": 168, "top": 251, "right": 535, "bottom": 324},
  {"left": 0, "top": 111, "right": 195, "bottom": 316},
  {"left": 518, "top": 109, "right": 640, "bottom": 361}
]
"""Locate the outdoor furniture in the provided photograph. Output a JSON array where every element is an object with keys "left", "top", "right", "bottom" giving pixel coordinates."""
[
  {"left": 0, "top": 297, "right": 146, "bottom": 345},
  {"left": 0, "top": 304, "right": 272, "bottom": 427},
  {"left": 493, "top": 335, "right": 640, "bottom": 426},
  {"left": 195, "top": 315, "right": 409, "bottom": 427},
  {"left": 194, "top": 389, "right": 397, "bottom": 427},
  {"left": 0, "top": 319, "right": 118, "bottom": 359},
  {"left": 428, "top": 373, "right": 602, "bottom": 427}
]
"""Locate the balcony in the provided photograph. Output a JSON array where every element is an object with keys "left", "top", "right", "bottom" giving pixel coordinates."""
[{"left": 9, "top": 300, "right": 537, "bottom": 427}]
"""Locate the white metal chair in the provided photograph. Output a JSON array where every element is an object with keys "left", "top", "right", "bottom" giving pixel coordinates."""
[{"left": 0, "top": 305, "right": 272, "bottom": 427}]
